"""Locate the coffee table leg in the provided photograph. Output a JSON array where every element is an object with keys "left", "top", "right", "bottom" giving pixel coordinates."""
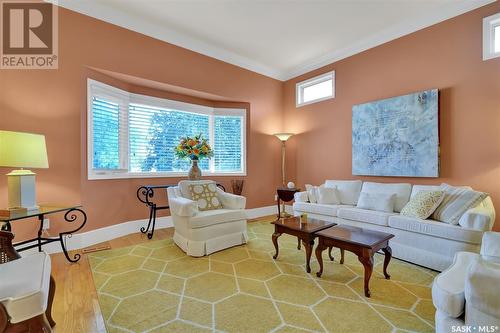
[
  {"left": 303, "top": 239, "right": 315, "bottom": 273},
  {"left": 382, "top": 246, "right": 392, "bottom": 280},
  {"left": 358, "top": 255, "right": 374, "bottom": 297},
  {"left": 315, "top": 242, "right": 327, "bottom": 277},
  {"left": 272, "top": 232, "right": 281, "bottom": 259},
  {"left": 340, "top": 248, "right": 345, "bottom": 264},
  {"left": 328, "top": 246, "right": 334, "bottom": 261}
]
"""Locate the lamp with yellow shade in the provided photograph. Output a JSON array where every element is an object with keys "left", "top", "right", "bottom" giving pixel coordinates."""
[{"left": 0, "top": 131, "right": 49, "bottom": 211}]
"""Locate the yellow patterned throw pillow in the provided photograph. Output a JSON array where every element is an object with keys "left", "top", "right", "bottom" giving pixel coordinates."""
[
  {"left": 189, "top": 183, "right": 223, "bottom": 211},
  {"left": 400, "top": 190, "right": 445, "bottom": 219}
]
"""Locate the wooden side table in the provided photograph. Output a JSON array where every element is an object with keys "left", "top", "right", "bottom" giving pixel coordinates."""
[
  {"left": 276, "top": 187, "right": 300, "bottom": 249},
  {"left": 276, "top": 187, "right": 299, "bottom": 219}
]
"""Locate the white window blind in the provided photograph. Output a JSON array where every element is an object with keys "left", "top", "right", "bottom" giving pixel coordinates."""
[
  {"left": 91, "top": 97, "right": 120, "bottom": 170},
  {"left": 214, "top": 115, "right": 242, "bottom": 172},
  {"left": 129, "top": 103, "right": 209, "bottom": 173},
  {"left": 87, "top": 79, "right": 246, "bottom": 179}
]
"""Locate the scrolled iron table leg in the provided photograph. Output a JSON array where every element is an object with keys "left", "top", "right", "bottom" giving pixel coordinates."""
[
  {"left": 147, "top": 204, "right": 157, "bottom": 239},
  {"left": 141, "top": 204, "right": 154, "bottom": 235},
  {"left": 59, "top": 208, "right": 87, "bottom": 263}
]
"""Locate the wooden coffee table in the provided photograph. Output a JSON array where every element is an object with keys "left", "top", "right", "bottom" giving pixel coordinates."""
[
  {"left": 271, "top": 216, "right": 336, "bottom": 273},
  {"left": 315, "top": 225, "right": 394, "bottom": 297}
]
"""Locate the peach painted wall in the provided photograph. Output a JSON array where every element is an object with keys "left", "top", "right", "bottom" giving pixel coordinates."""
[
  {"left": 0, "top": 7, "right": 284, "bottom": 240},
  {"left": 283, "top": 2, "right": 500, "bottom": 231}
]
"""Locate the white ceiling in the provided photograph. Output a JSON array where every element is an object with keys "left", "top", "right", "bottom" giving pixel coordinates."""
[{"left": 55, "top": 0, "right": 495, "bottom": 81}]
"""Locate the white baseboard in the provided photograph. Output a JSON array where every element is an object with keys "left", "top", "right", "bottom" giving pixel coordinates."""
[{"left": 16, "top": 204, "right": 292, "bottom": 255}]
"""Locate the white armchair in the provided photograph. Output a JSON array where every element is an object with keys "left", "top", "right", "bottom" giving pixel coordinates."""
[
  {"left": 167, "top": 180, "right": 248, "bottom": 256},
  {"left": 0, "top": 251, "right": 56, "bottom": 332},
  {"left": 432, "top": 231, "right": 500, "bottom": 332}
]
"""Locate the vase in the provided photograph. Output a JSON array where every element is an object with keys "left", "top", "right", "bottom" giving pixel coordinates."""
[
  {"left": 231, "top": 179, "right": 244, "bottom": 195},
  {"left": 188, "top": 159, "right": 202, "bottom": 180}
]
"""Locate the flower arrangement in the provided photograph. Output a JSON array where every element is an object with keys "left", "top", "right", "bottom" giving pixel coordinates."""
[{"left": 175, "top": 134, "right": 213, "bottom": 161}]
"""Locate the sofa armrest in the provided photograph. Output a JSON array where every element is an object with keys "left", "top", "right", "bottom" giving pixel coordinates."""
[
  {"left": 217, "top": 189, "right": 246, "bottom": 210},
  {"left": 465, "top": 258, "right": 500, "bottom": 320},
  {"left": 480, "top": 231, "right": 500, "bottom": 260},
  {"left": 294, "top": 191, "right": 309, "bottom": 203},
  {"left": 169, "top": 197, "right": 198, "bottom": 217},
  {"left": 459, "top": 205, "right": 495, "bottom": 231},
  {"left": 432, "top": 251, "right": 480, "bottom": 318}
]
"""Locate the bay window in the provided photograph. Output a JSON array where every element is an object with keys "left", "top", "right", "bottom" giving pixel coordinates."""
[{"left": 87, "top": 79, "right": 246, "bottom": 179}]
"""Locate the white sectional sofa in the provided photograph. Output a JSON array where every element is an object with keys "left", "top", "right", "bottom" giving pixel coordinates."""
[{"left": 293, "top": 180, "right": 496, "bottom": 271}]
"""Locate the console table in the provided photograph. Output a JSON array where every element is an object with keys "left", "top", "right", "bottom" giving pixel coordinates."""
[
  {"left": 0, "top": 205, "right": 87, "bottom": 263},
  {"left": 136, "top": 185, "right": 176, "bottom": 239}
]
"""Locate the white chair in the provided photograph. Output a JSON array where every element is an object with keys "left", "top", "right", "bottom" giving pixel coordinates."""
[
  {"left": 0, "top": 250, "right": 55, "bottom": 332},
  {"left": 432, "top": 231, "right": 500, "bottom": 332},
  {"left": 167, "top": 180, "right": 248, "bottom": 256}
]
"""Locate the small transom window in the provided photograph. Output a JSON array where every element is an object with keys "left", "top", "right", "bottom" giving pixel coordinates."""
[
  {"left": 296, "top": 71, "right": 335, "bottom": 107},
  {"left": 483, "top": 12, "right": 500, "bottom": 60}
]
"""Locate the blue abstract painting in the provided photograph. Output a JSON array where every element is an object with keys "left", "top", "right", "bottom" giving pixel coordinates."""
[{"left": 352, "top": 89, "right": 439, "bottom": 177}]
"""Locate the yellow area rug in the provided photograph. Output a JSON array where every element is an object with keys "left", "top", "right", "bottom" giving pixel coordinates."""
[{"left": 89, "top": 218, "right": 437, "bottom": 333}]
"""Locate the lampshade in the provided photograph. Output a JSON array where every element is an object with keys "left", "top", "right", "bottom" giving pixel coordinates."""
[
  {"left": 0, "top": 131, "right": 49, "bottom": 169},
  {"left": 273, "top": 133, "right": 294, "bottom": 142}
]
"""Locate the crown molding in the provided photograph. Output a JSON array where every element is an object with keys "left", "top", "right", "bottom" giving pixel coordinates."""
[
  {"left": 51, "top": 0, "right": 287, "bottom": 80},
  {"left": 283, "top": 0, "right": 497, "bottom": 81},
  {"left": 50, "top": 0, "right": 496, "bottom": 82}
]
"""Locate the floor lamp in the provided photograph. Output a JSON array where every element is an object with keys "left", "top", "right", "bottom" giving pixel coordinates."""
[{"left": 273, "top": 133, "right": 294, "bottom": 217}]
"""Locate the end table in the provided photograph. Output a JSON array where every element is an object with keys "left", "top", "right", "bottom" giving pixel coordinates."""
[{"left": 276, "top": 187, "right": 300, "bottom": 219}]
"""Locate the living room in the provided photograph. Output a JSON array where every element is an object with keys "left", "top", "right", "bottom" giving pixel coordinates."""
[{"left": 0, "top": 0, "right": 499, "bottom": 332}]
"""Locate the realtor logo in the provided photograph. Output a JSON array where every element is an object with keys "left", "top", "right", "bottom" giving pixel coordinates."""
[{"left": 1, "top": 0, "right": 58, "bottom": 69}]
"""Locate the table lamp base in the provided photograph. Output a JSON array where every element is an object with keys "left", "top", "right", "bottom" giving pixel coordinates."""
[{"left": 7, "top": 170, "right": 39, "bottom": 211}]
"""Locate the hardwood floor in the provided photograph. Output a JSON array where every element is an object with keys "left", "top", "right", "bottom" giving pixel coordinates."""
[
  {"left": 51, "top": 228, "right": 174, "bottom": 333},
  {"left": 49, "top": 218, "right": 265, "bottom": 333}
]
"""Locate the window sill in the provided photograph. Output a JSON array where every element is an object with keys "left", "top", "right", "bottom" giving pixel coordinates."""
[
  {"left": 296, "top": 95, "right": 335, "bottom": 108},
  {"left": 88, "top": 171, "right": 247, "bottom": 180}
]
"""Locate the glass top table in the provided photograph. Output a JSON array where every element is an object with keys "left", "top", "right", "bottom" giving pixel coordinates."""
[
  {"left": 0, "top": 204, "right": 82, "bottom": 222},
  {"left": 0, "top": 204, "right": 86, "bottom": 263}
]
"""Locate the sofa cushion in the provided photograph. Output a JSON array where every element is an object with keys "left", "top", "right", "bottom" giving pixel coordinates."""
[
  {"left": 361, "top": 182, "right": 412, "bottom": 213},
  {"left": 432, "top": 183, "right": 488, "bottom": 225},
  {"left": 410, "top": 184, "right": 442, "bottom": 198},
  {"left": 338, "top": 207, "right": 396, "bottom": 226},
  {"left": 189, "top": 209, "right": 246, "bottom": 229},
  {"left": 189, "top": 183, "right": 223, "bottom": 211},
  {"left": 179, "top": 180, "right": 215, "bottom": 199},
  {"left": 317, "top": 186, "right": 340, "bottom": 205},
  {"left": 305, "top": 184, "right": 319, "bottom": 203},
  {"left": 357, "top": 192, "right": 396, "bottom": 213},
  {"left": 324, "top": 180, "right": 362, "bottom": 205},
  {"left": 388, "top": 215, "right": 483, "bottom": 244},
  {"left": 293, "top": 202, "right": 348, "bottom": 217},
  {"left": 400, "top": 190, "right": 445, "bottom": 219}
]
